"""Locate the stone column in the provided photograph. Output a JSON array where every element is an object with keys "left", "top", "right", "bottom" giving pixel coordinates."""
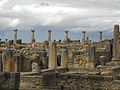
[
  {"left": 61, "top": 49, "right": 68, "bottom": 68},
  {"left": 14, "top": 54, "right": 21, "bottom": 72},
  {"left": 112, "top": 24, "right": 119, "bottom": 61},
  {"left": 89, "top": 45, "right": 95, "bottom": 62},
  {"left": 86, "top": 37, "right": 89, "bottom": 44},
  {"left": 0, "top": 39, "right": 1, "bottom": 47},
  {"left": 32, "top": 62, "right": 41, "bottom": 73},
  {"left": 64, "top": 31, "right": 69, "bottom": 41},
  {"left": 0, "top": 53, "right": 2, "bottom": 71},
  {"left": 99, "top": 31, "right": 103, "bottom": 48},
  {"left": 2, "top": 49, "right": 14, "bottom": 72},
  {"left": 2, "top": 52, "right": 5, "bottom": 71},
  {"left": 82, "top": 31, "right": 86, "bottom": 44},
  {"left": 48, "top": 30, "right": 52, "bottom": 41},
  {"left": 31, "top": 30, "right": 35, "bottom": 43},
  {"left": 48, "top": 41, "right": 57, "bottom": 69},
  {"left": 14, "top": 57, "right": 18, "bottom": 72},
  {"left": 13, "top": 29, "right": 17, "bottom": 44}
]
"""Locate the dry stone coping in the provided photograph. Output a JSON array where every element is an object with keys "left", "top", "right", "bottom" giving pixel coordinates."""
[{"left": 20, "top": 72, "right": 40, "bottom": 76}]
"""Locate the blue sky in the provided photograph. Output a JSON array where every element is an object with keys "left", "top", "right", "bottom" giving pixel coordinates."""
[
  {"left": 0, "top": 28, "right": 113, "bottom": 43},
  {"left": 0, "top": 0, "right": 119, "bottom": 42}
]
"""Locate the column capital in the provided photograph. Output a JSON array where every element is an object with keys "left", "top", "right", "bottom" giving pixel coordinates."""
[
  {"left": 48, "top": 30, "right": 52, "bottom": 33},
  {"left": 99, "top": 31, "right": 102, "bottom": 33},
  {"left": 82, "top": 31, "right": 86, "bottom": 33},
  {"left": 114, "top": 24, "right": 119, "bottom": 29},
  {"left": 65, "top": 31, "right": 69, "bottom": 33},
  {"left": 5, "top": 39, "right": 8, "bottom": 41},
  {"left": 14, "top": 29, "right": 18, "bottom": 32},
  {"left": 31, "top": 29, "right": 35, "bottom": 32}
]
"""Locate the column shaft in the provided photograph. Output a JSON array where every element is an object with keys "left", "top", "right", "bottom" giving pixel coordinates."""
[
  {"left": 31, "top": 30, "right": 35, "bottom": 42},
  {"left": 65, "top": 31, "right": 69, "bottom": 41},
  {"left": 48, "top": 30, "right": 52, "bottom": 41},
  {"left": 113, "top": 25, "right": 119, "bottom": 60},
  {"left": 48, "top": 41, "right": 57, "bottom": 69},
  {"left": 82, "top": 31, "right": 86, "bottom": 44},
  {"left": 14, "top": 29, "right": 17, "bottom": 44},
  {"left": 61, "top": 49, "right": 68, "bottom": 68},
  {"left": 99, "top": 31, "right": 103, "bottom": 48}
]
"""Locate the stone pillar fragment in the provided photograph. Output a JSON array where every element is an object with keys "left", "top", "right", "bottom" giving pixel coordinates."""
[
  {"left": 112, "top": 24, "right": 119, "bottom": 61},
  {"left": 61, "top": 49, "right": 68, "bottom": 68},
  {"left": 0, "top": 53, "right": 2, "bottom": 71},
  {"left": 32, "top": 62, "right": 41, "bottom": 73},
  {"left": 48, "top": 30, "right": 52, "bottom": 41},
  {"left": 14, "top": 57, "right": 18, "bottom": 72},
  {"left": 2, "top": 49, "right": 14, "bottom": 72},
  {"left": 88, "top": 45, "right": 95, "bottom": 68},
  {"left": 64, "top": 31, "right": 69, "bottom": 41},
  {"left": 89, "top": 45, "right": 95, "bottom": 62},
  {"left": 31, "top": 30, "right": 35, "bottom": 43},
  {"left": 100, "top": 56, "right": 106, "bottom": 66},
  {"left": 82, "top": 31, "right": 86, "bottom": 44},
  {"left": 86, "top": 37, "right": 89, "bottom": 44},
  {"left": 13, "top": 29, "right": 17, "bottom": 44},
  {"left": 0, "top": 39, "right": 1, "bottom": 47},
  {"left": 14, "top": 54, "right": 21, "bottom": 72},
  {"left": 48, "top": 41, "right": 57, "bottom": 69}
]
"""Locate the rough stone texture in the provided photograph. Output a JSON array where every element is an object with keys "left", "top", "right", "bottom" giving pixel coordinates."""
[
  {"left": 61, "top": 49, "right": 68, "bottom": 68},
  {"left": 48, "top": 41, "right": 57, "bottom": 69},
  {"left": 1, "top": 24, "right": 120, "bottom": 90},
  {"left": 2, "top": 49, "right": 15, "bottom": 72},
  {"left": 20, "top": 75, "right": 42, "bottom": 89},
  {"left": 13, "top": 29, "right": 17, "bottom": 44},
  {"left": 19, "top": 67, "right": 120, "bottom": 90},
  {"left": 0, "top": 72, "right": 20, "bottom": 90},
  {"left": 32, "top": 62, "right": 41, "bottom": 73},
  {"left": 100, "top": 56, "right": 106, "bottom": 66},
  {"left": 112, "top": 24, "right": 119, "bottom": 61},
  {"left": 57, "top": 73, "right": 120, "bottom": 90}
]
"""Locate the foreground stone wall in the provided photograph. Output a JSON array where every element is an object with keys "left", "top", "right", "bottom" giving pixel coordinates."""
[
  {"left": 20, "top": 70, "right": 120, "bottom": 90},
  {"left": 20, "top": 75, "right": 42, "bottom": 89},
  {"left": 57, "top": 73, "right": 120, "bottom": 90},
  {"left": 0, "top": 72, "right": 20, "bottom": 90}
]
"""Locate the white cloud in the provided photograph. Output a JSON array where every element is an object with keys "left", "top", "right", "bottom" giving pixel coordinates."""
[
  {"left": 0, "top": 0, "right": 120, "bottom": 32},
  {"left": 9, "top": 19, "right": 20, "bottom": 28},
  {"left": 0, "top": 0, "right": 8, "bottom": 7}
]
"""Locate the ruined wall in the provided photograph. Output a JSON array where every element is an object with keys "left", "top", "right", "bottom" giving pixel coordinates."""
[
  {"left": 20, "top": 70, "right": 120, "bottom": 90},
  {"left": 57, "top": 74, "right": 120, "bottom": 90},
  {"left": 95, "top": 51, "right": 111, "bottom": 66},
  {"left": 20, "top": 75, "right": 42, "bottom": 89},
  {"left": 0, "top": 72, "right": 20, "bottom": 90}
]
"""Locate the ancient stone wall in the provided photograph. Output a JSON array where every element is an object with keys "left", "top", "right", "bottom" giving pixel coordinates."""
[
  {"left": 20, "top": 75, "right": 42, "bottom": 89},
  {"left": 95, "top": 51, "right": 111, "bottom": 66},
  {"left": 20, "top": 70, "right": 120, "bottom": 90},
  {"left": 57, "top": 73, "right": 120, "bottom": 90},
  {"left": 0, "top": 72, "right": 20, "bottom": 89}
]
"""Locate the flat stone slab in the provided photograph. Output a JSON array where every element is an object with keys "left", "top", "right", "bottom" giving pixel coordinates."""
[{"left": 20, "top": 72, "right": 40, "bottom": 76}]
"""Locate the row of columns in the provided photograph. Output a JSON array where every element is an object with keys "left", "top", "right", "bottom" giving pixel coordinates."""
[
  {"left": 82, "top": 31, "right": 103, "bottom": 44},
  {"left": 12, "top": 30, "right": 69, "bottom": 43},
  {"left": 11, "top": 30, "right": 103, "bottom": 44}
]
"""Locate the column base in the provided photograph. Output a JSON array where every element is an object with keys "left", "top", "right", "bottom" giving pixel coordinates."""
[{"left": 111, "top": 58, "right": 119, "bottom": 61}]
